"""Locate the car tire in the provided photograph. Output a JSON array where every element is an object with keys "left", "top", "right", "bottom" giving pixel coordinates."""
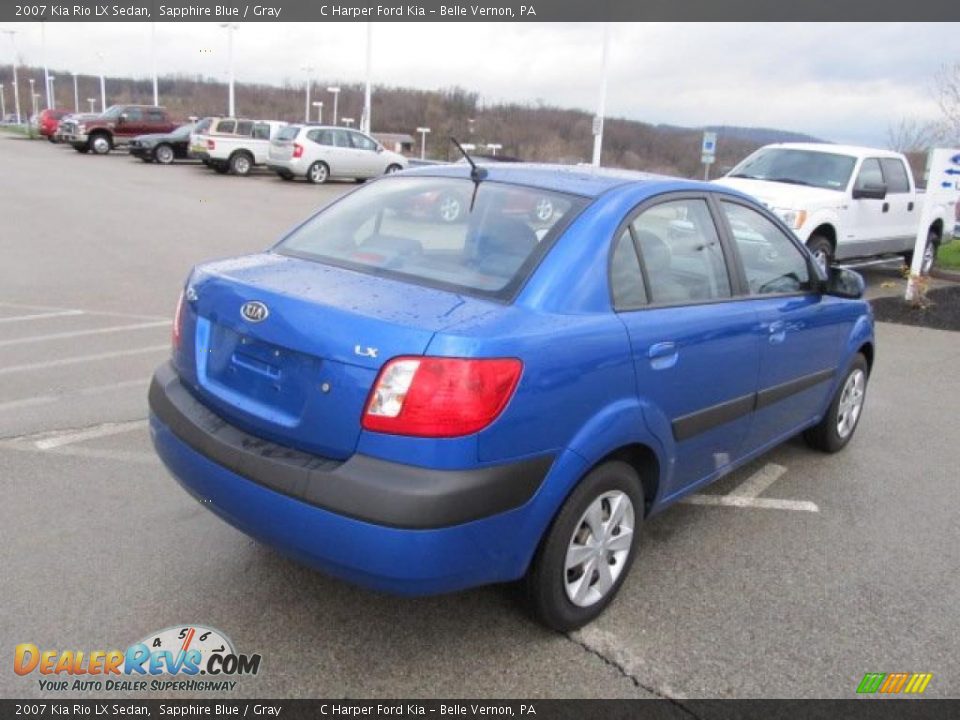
[
  {"left": 74, "top": 146, "right": 89, "bottom": 154},
  {"left": 385, "top": 164, "right": 403, "bottom": 175},
  {"left": 229, "top": 152, "right": 253, "bottom": 176},
  {"left": 278, "top": 171, "right": 294, "bottom": 181},
  {"left": 803, "top": 353, "right": 869, "bottom": 454},
  {"left": 89, "top": 133, "right": 111, "bottom": 155},
  {"left": 213, "top": 162, "right": 230, "bottom": 175},
  {"left": 154, "top": 144, "right": 175, "bottom": 165},
  {"left": 307, "top": 161, "right": 330, "bottom": 185},
  {"left": 354, "top": 178, "right": 367, "bottom": 184},
  {"left": 46, "top": 135, "right": 56, "bottom": 143},
  {"left": 525, "top": 460, "right": 643, "bottom": 632},
  {"left": 904, "top": 229, "right": 939, "bottom": 276},
  {"left": 139, "top": 157, "right": 153, "bottom": 163},
  {"left": 806, "top": 235, "right": 833, "bottom": 275}
]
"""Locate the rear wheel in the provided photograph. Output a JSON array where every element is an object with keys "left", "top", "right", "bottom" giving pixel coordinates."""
[
  {"left": 385, "top": 163, "right": 403, "bottom": 175},
  {"left": 803, "top": 353, "right": 869, "bottom": 453},
  {"left": 229, "top": 152, "right": 253, "bottom": 176},
  {"left": 307, "top": 161, "right": 330, "bottom": 185},
  {"left": 525, "top": 461, "right": 643, "bottom": 632},
  {"left": 806, "top": 234, "right": 833, "bottom": 275},
  {"left": 89, "top": 133, "right": 111, "bottom": 155},
  {"left": 278, "top": 171, "right": 294, "bottom": 181},
  {"left": 154, "top": 144, "right": 175, "bottom": 165},
  {"left": 213, "top": 161, "right": 229, "bottom": 175}
]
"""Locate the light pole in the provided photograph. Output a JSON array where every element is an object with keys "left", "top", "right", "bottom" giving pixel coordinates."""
[
  {"left": 486, "top": 143, "right": 502, "bottom": 157},
  {"left": 150, "top": 22, "right": 158, "bottom": 105},
  {"left": 361, "top": 22, "right": 372, "bottom": 134},
  {"left": 301, "top": 65, "right": 314, "bottom": 123},
  {"left": 48, "top": 75, "right": 55, "bottom": 110},
  {"left": 28, "top": 78, "right": 35, "bottom": 118},
  {"left": 41, "top": 21, "right": 50, "bottom": 110},
  {"left": 591, "top": 22, "right": 610, "bottom": 167},
  {"left": 416, "top": 126, "right": 430, "bottom": 160},
  {"left": 1, "top": 29, "right": 22, "bottom": 124},
  {"left": 96, "top": 51, "right": 106, "bottom": 112},
  {"left": 86, "top": 97, "right": 96, "bottom": 113},
  {"left": 72, "top": 72, "right": 78, "bottom": 112},
  {"left": 220, "top": 23, "right": 238, "bottom": 116},
  {"left": 0, "top": 84, "right": 5, "bottom": 121},
  {"left": 326, "top": 86, "right": 340, "bottom": 125},
  {"left": 312, "top": 101, "right": 323, "bottom": 123},
  {"left": 341, "top": 117, "right": 354, "bottom": 128}
]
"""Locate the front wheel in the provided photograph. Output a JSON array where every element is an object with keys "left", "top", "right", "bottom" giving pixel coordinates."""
[
  {"left": 385, "top": 164, "right": 403, "bottom": 175},
  {"left": 806, "top": 234, "right": 833, "bottom": 276},
  {"left": 804, "top": 353, "right": 869, "bottom": 453},
  {"left": 525, "top": 461, "right": 643, "bottom": 632},
  {"left": 89, "top": 134, "right": 111, "bottom": 155}
]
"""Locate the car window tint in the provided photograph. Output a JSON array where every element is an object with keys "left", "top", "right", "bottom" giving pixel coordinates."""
[
  {"left": 146, "top": 110, "right": 165, "bottom": 122},
  {"left": 331, "top": 129, "right": 352, "bottom": 148},
  {"left": 880, "top": 159, "right": 910, "bottom": 194},
  {"left": 631, "top": 199, "right": 730, "bottom": 304},
  {"left": 610, "top": 229, "right": 647, "bottom": 309},
  {"left": 277, "top": 178, "right": 585, "bottom": 299},
  {"left": 855, "top": 158, "right": 884, "bottom": 189},
  {"left": 252, "top": 123, "right": 271, "bottom": 140},
  {"left": 236, "top": 120, "right": 254, "bottom": 136},
  {"left": 722, "top": 202, "right": 812, "bottom": 295},
  {"left": 351, "top": 132, "right": 377, "bottom": 151},
  {"left": 215, "top": 120, "right": 236, "bottom": 134},
  {"left": 125, "top": 108, "right": 143, "bottom": 121}
]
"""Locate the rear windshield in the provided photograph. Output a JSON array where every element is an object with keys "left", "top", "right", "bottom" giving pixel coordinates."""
[
  {"left": 275, "top": 176, "right": 586, "bottom": 300},
  {"left": 277, "top": 125, "right": 301, "bottom": 141}
]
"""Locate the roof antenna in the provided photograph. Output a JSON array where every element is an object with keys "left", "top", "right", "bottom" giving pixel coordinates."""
[{"left": 451, "top": 136, "right": 487, "bottom": 212}]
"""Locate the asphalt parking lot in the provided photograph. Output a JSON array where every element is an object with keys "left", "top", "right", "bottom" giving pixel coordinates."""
[{"left": 2, "top": 134, "right": 959, "bottom": 700}]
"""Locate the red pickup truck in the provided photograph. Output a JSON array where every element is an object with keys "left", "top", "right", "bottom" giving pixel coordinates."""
[{"left": 61, "top": 104, "right": 179, "bottom": 155}]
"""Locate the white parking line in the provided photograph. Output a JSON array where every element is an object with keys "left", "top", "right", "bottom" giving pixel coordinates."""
[
  {"left": 0, "top": 301, "right": 166, "bottom": 321},
  {"left": 33, "top": 419, "right": 148, "bottom": 450},
  {"left": 0, "top": 310, "right": 85, "bottom": 324},
  {"left": 680, "top": 462, "right": 820, "bottom": 512},
  {"left": 0, "top": 441, "right": 157, "bottom": 464},
  {"left": 0, "top": 345, "right": 169, "bottom": 375},
  {"left": 0, "top": 378, "right": 150, "bottom": 413},
  {"left": 0, "top": 320, "right": 169, "bottom": 348},
  {"left": 728, "top": 463, "right": 787, "bottom": 498}
]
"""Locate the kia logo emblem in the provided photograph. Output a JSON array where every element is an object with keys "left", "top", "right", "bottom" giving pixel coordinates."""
[{"left": 240, "top": 301, "right": 269, "bottom": 323}]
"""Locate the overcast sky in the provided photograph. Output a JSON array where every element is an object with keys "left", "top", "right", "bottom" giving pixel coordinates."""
[{"left": 1, "top": 21, "right": 952, "bottom": 146}]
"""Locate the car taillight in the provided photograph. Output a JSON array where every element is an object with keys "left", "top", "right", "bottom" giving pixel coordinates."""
[
  {"left": 362, "top": 357, "right": 522, "bottom": 438},
  {"left": 172, "top": 291, "right": 185, "bottom": 351},
  {"left": 206, "top": 139, "right": 215, "bottom": 150},
  {"left": 292, "top": 143, "right": 304, "bottom": 159}
]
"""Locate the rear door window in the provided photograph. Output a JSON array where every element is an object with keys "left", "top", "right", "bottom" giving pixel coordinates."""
[
  {"left": 252, "top": 123, "right": 271, "bottom": 140},
  {"left": 215, "top": 120, "right": 236, "bottom": 134},
  {"left": 276, "top": 177, "right": 586, "bottom": 300},
  {"left": 350, "top": 132, "right": 378, "bottom": 151},
  {"left": 610, "top": 229, "right": 647, "bottom": 309},
  {"left": 236, "top": 120, "right": 254, "bottom": 136}
]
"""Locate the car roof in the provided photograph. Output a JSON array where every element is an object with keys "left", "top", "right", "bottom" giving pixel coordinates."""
[
  {"left": 759, "top": 142, "right": 903, "bottom": 159},
  {"left": 401, "top": 162, "right": 710, "bottom": 199}
]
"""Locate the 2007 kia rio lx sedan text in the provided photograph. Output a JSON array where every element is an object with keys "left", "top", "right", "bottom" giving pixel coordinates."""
[{"left": 149, "top": 163, "right": 874, "bottom": 630}]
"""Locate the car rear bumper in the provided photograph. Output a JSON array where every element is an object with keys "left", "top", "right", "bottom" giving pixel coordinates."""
[
  {"left": 267, "top": 159, "right": 305, "bottom": 175},
  {"left": 148, "top": 362, "right": 555, "bottom": 595}
]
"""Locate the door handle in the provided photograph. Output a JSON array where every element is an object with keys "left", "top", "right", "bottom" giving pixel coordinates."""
[
  {"left": 768, "top": 321, "right": 786, "bottom": 344},
  {"left": 647, "top": 341, "right": 678, "bottom": 370},
  {"left": 907, "top": 202, "right": 914, "bottom": 212},
  {"left": 882, "top": 202, "right": 890, "bottom": 213}
]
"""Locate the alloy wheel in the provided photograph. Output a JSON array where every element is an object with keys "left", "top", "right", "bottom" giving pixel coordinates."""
[{"left": 564, "top": 491, "right": 635, "bottom": 608}]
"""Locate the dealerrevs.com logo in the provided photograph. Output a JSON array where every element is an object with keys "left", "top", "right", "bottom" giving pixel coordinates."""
[{"left": 14, "top": 625, "right": 262, "bottom": 692}]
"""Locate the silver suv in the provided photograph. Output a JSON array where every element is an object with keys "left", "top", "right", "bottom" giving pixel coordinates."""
[{"left": 267, "top": 125, "right": 407, "bottom": 184}]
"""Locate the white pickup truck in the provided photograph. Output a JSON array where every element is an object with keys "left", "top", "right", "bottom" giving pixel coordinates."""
[
  {"left": 192, "top": 120, "right": 287, "bottom": 176},
  {"left": 714, "top": 143, "right": 956, "bottom": 274}
]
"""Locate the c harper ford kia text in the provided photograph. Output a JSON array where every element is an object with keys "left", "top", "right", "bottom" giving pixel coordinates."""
[{"left": 149, "top": 159, "right": 874, "bottom": 630}]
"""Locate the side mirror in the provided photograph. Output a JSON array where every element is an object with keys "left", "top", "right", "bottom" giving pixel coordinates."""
[
  {"left": 824, "top": 267, "right": 865, "bottom": 299},
  {"left": 117, "top": 113, "right": 127, "bottom": 124},
  {"left": 852, "top": 183, "right": 887, "bottom": 200},
  {"left": 376, "top": 145, "right": 384, "bottom": 154}
]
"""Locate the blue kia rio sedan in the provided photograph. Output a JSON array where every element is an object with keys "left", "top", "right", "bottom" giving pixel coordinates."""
[{"left": 149, "top": 163, "right": 874, "bottom": 630}]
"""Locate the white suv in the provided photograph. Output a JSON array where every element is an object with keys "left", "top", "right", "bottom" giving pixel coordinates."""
[{"left": 267, "top": 125, "right": 407, "bottom": 184}]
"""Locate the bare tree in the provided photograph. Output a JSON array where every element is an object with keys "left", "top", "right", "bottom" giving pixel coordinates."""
[
  {"left": 886, "top": 116, "right": 940, "bottom": 153},
  {"left": 934, "top": 62, "right": 960, "bottom": 144}
]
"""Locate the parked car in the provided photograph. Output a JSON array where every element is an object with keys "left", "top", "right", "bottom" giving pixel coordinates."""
[
  {"left": 402, "top": 181, "right": 557, "bottom": 224},
  {"left": 267, "top": 125, "right": 407, "bottom": 183},
  {"left": 60, "top": 104, "right": 179, "bottom": 155},
  {"left": 37, "top": 109, "right": 69, "bottom": 142},
  {"left": 714, "top": 143, "right": 953, "bottom": 274},
  {"left": 129, "top": 123, "right": 197, "bottom": 164},
  {"left": 53, "top": 113, "right": 98, "bottom": 143},
  {"left": 188, "top": 117, "right": 246, "bottom": 164},
  {"left": 192, "top": 120, "right": 287, "bottom": 176},
  {"left": 149, "top": 164, "right": 875, "bottom": 630}
]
